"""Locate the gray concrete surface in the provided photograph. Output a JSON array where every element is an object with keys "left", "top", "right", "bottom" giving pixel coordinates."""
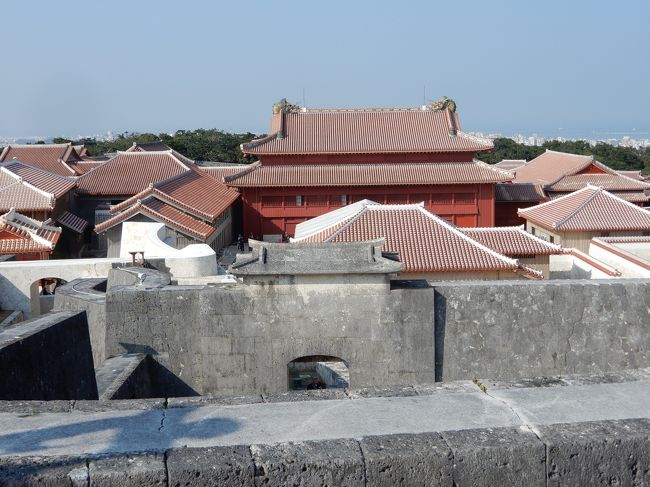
[{"left": 1, "top": 378, "right": 649, "bottom": 458}]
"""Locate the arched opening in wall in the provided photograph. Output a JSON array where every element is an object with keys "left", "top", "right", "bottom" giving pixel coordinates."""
[
  {"left": 287, "top": 355, "right": 349, "bottom": 391},
  {"left": 29, "top": 277, "right": 68, "bottom": 318}
]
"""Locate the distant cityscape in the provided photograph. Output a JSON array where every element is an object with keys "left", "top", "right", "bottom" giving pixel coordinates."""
[
  {"left": 3, "top": 129, "right": 650, "bottom": 150},
  {"left": 470, "top": 132, "right": 650, "bottom": 149}
]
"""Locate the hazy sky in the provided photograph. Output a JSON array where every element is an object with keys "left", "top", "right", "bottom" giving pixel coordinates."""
[{"left": 2, "top": 0, "right": 649, "bottom": 138}]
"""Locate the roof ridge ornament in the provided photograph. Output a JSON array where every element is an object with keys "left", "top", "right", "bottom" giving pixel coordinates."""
[
  {"left": 272, "top": 98, "right": 301, "bottom": 115},
  {"left": 429, "top": 96, "right": 457, "bottom": 113}
]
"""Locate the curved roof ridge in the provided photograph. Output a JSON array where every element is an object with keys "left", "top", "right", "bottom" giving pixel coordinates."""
[
  {"left": 553, "top": 186, "right": 605, "bottom": 229},
  {"left": 2, "top": 143, "right": 71, "bottom": 149},
  {"left": 544, "top": 149, "right": 593, "bottom": 159},
  {"left": 472, "top": 158, "right": 514, "bottom": 178},
  {"left": 366, "top": 202, "right": 425, "bottom": 211},
  {"left": 322, "top": 202, "right": 373, "bottom": 243},
  {"left": 519, "top": 185, "right": 593, "bottom": 215},
  {"left": 414, "top": 206, "right": 520, "bottom": 268}
]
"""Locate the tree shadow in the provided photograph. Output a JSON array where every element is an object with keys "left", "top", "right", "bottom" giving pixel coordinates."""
[{"left": 0, "top": 406, "right": 240, "bottom": 458}]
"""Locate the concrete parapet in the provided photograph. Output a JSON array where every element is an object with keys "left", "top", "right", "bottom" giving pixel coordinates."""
[
  {"left": 166, "top": 446, "right": 254, "bottom": 486},
  {"left": 360, "top": 433, "right": 453, "bottom": 486},
  {"left": 441, "top": 427, "right": 545, "bottom": 486},
  {"left": 89, "top": 452, "right": 166, "bottom": 487},
  {"left": 1, "top": 419, "right": 650, "bottom": 486},
  {"left": 540, "top": 419, "right": 650, "bottom": 486},
  {"left": 251, "top": 439, "right": 365, "bottom": 486}
]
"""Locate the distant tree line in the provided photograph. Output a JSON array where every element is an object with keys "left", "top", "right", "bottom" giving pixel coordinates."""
[
  {"left": 476, "top": 138, "right": 650, "bottom": 173},
  {"left": 53, "top": 129, "right": 261, "bottom": 165},
  {"left": 52, "top": 130, "right": 650, "bottom": 173}
]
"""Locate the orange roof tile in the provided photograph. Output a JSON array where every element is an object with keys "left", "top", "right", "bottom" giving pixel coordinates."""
[
  {"left": 95, "top": 198, "right": 215, "bottom": 241},
  {"left": 545, "top": 173, "right": 650, "bottom": 192},
  {"left": 514, "top": 150, "right": 596, "bottom": 184},
  {"left": 291, "top": 201, "right": 526, "bottom": 274},
  {"left": 76, "top": 150, "right": 192, "bottom": 196},
  {"left": 494, "top": 159, "right": 527, "bottom": 171},
  {"left": 2, "top": 160, "right": 76, "bottom": 197},
  {"left": 110, "top": 167, "right": 239, "bottom": 220},
  {"left": 0, "top": 209, "right": 61, "bottom": 254},
  {"left": 242, "top": 106, "right": 493, "bottom": 155},
  {"left": 0, "top": 143, "right": 83, "bottom": 176},
  {"left": 518, "top": 186, "right": 650, "bottom": 232},
  {"left": 617, "top": 170, "right": 647, "bottom": 182},
  {"left": 126, "top": 141, "right": 172, "bottom": 152},
  {"left": 547, "top": 190, "right": 649, "bottom": 203},
  {"left": 225, "top": 160, "right": 512, "bottom": 188},
  {"left": 460, "top": 227, "right": 565, "bottom": 256},
  {"left": 0, "top": 169, "right": 54, "bottom": 212}
]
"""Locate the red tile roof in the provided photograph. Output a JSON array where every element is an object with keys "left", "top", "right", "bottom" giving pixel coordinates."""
[
  {"left": 547, "top": 190, "right": 648, "bottom": 203},
  {"left": 66, "top": 160, "right": 106, "bottom": 174},
  {"left": 617, "top": 170, "right": 647, "bottom": 181},
  {"left": 514, "top": 150, "right": 596, "bottom": 184},
  {"left": 495, "top": 183, "right": 546, "bottom": 202},
  {"left": 126, "top": 141, "right": 172, "bottom": 152},
  {"left": 110, "top": 167, "right": 239, "bottom": 220},
  {"left": 0, "top": 209, "right": 61, "bottom": 254},
  {"left": 242, "top": 106, "right": 493, "bottom": 155},
  {"left": 225, "top": 160, "right": 512, "bottom": 187},
  {"left": 75, "top": 150, "right": 192, "bottom": 196},
  {"left": 291, "top": 201, "right": 539, "bottom": 277},
  {"left": 545, "top": 173, "right": 650, "bottom": 192},
  {"left": 519, "top": 186, "right": 650, "bottom": 232},
  {"left": 95, "top": 198, "right": 216, "bottom": 241},
  {"left": 0, "top": 143, "right": 83, "bottom": 176},
  {"left": 0, "top": 168, "right": 54, "bottom": 212},
  {"left": 56, "top": 211, "right": 89, "bottom": 234},
  {"left": 200, "top": 164, "right": 251, "bottom": 179},
  {"left": 494, "top": 159, "right": 527, "bottom": 171},
  {"left": 600, "top": 236, "right": 650, "bottom": 244},
  {"left": 460, "top": 227, "right": 565, "bottom": 256},
  {"left": 2, "top": 160, "right": 76, "bottom": 197}
]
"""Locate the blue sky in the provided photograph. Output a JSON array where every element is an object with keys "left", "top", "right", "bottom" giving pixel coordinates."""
[{"left": 2, "top": 0, "right": 649, "bottom": 138}]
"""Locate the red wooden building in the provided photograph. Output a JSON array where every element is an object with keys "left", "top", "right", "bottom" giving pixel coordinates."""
[{"left": 228, "top": 100, "right": 511, "bottom": 238}]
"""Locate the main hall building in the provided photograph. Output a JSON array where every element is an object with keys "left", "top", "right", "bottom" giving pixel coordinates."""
[{"left": 227, "top": 99, "right": 511, "bottom": 238}]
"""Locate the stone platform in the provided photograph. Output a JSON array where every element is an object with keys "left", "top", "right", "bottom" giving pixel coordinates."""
[{"left": 1, "top": 371, "right": 650, "bottom": 485}]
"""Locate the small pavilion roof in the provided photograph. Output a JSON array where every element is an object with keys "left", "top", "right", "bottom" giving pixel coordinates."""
[
  {"left": 76, "top": 150, "right": 193, "bottom": 196},
  {"left": 0, "top": 209, "right": 61, "bottom": 254},
  {"left": 291, "top": 201, "right": 540, "bottom": 277},
  {"left": 0, "top": 143, "right": 84, "bottom": 176},
  {"left": 460, "top": 226, "right": 565, "bottom": 256},
  {"left": 518, "top": 185, "right": 650, "bottom": 232}
]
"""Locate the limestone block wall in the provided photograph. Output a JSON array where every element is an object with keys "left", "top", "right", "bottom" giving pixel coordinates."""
[
  {"left": 104, "top": 277, "right": 650, "bottom": 395},
  {"left": 54, "top": 278, "right": 107, "bottom": 367},
  {"left": 434, "top": 279, "right": 650, "bottom": 382},
  {"left": 106, "top": 277, "right": 435, "bottom": 395},
  {"left": 0, "top": 311, "right": 98, "bottom": 400}
]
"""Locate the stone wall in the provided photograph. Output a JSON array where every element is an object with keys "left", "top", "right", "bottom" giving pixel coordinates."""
[
  {"left": 103, "top": 277, "right": 650, "bottom": 395},
  {"left": 0, "top": 311, "right": 98, "bottom": 400},
  {"left": 434, "top": 279, "right": 650, "bottom": 382},
  {"left": 54, "top": 278, "right": 107, "bottom": 367},
  {"left": 1, "top": 419, "right": 648, "bottom": 486},
  {"left": 106, "top": 277, "right": 435, "bottom": 395}
]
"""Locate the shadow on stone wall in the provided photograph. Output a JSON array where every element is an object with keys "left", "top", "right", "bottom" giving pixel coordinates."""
[{"left": 434, "top": 290, "right": 446, "bottom": 382}]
